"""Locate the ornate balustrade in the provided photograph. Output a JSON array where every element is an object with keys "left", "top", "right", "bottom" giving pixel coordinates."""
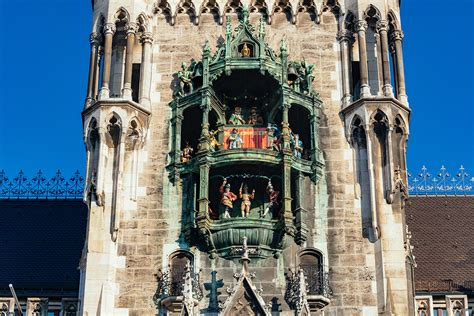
[
  {"left": 408, "top": 165, "right": 474, "bottom": 196},
  {"left": 0, "top": 170, "right": 84, "bottom": 200}
]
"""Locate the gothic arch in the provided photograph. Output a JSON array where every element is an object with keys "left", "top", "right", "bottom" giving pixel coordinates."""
[
  {"left": 154, "top": 0, "right": 174, "bottom": 25},
  {"left": 296, "top": 0, "right": 318, "bottom": 24},
  {"left": 113, "top": 7, "right": 130, "bottom": 24},
  {"left": 137, "top": 13, "right": 150, "bottom": 32},
  {"left": 350, "top": 115, "right": 366, "bottom": 145},
  {"left": 224, "top": 0, "right": 243, "bottom": 14},
  {"left": 387, "top": 10, "right": 400, "bottom": 30},
  {"left": 175, "top": 0, "right": 198, "bottom": 24},
  {"left": 320, "top": 0, "right": 341, "bottom": 19},
  {"left": 363, "top": 4, "right": 381, "bottom": 25},
  {"left": 271, "top": 0, "right": 294, "bottom": 24},
  {"left": 93, "top": 14, "right": 106, "bottom": 34},
  {"left": 168, "top": 250, "right": 194, "bottom": 296},
  {"left": 200, "top": 0, "right": 222, "bottom": 24},
  {"left": 343, "top": 10, "right": 355, "bottom": 31},
  {"left": 249, "top": 0, "right": 270, "bottom": 21}
]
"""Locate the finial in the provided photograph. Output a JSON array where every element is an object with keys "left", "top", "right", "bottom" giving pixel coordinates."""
[
  {"left": 280, "top": 38, "right": 287, "bottom": 53},
  {"left": 241, "top": 6, "right": 249, "bottom": 24},
  {"left": 203, "top": 40, "right": 210, "bottom": 54},
  {"left": 240, "top": 236, "right": 250, "bottom": 275},
  {"left": 226, "top": 16, "right": 232, "bottom": 36},
  {"left": 259, "top": 16, "right": 266, "bottom": 38}
]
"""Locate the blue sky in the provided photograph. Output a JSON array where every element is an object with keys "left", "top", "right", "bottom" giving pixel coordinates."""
[{"left": 0, "top": 0, "right": 473, "bottom": 179}]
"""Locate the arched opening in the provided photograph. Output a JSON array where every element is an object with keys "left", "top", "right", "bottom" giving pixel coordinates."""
[
  {"left": 364, "top": 5, "right": 382, "bottom": 96},
  {"left": 110, "top": 9, "right": 129, "bottom": 97},
  {"left": 169, "top": 250, "right": 194, "bottom": 296},
  {"left": 181, "top": 105, "right": 202, "bottom": 160},
  {"left": 289, "top": 104, "right": 311, "bottom": 160},
  {"left": 372, "top": 110, "right": 389, "bottom": 200},
  {"left": 351, "top": 116, "right": 374, "bottom": 240},
  {"left": 299, "top": 249, "right": 324, "bottom": 295}
]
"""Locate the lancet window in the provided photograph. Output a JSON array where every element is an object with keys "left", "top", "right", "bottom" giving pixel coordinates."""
[{"left": 169, "top": 251, "right": 194, "bottom": 296}]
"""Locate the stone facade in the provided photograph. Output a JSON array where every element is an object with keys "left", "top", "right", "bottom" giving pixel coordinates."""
[{"left": 79, "top": 0, "right": 413, "bottom": 315}]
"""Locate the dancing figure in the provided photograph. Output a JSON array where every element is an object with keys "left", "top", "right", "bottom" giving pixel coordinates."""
[
  {"left": 219, "top": 179, "right": 237, "bottom": 219},
  {"left": 239, "top": 183, "right": 255, "bottom": 218}
]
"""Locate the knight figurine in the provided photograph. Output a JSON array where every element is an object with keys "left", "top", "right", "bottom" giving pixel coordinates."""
[
  {"left": 220, "top": 179, "right": 237, "bottom": 219},
  {"left": 181, "top": 142, "right": 194, "bottom": 163},
  {"left": 262, "top": 180, "right": 280, "bottom": 218},
  {"left": 177, "top": 62, "right": 193, "bottom": 96}
]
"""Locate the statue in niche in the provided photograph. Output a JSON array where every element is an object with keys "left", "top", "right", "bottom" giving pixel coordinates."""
[
  {"left": 181, "top": 142, "right": 194, "bottom": 163},
  {"left": 239, "top": 183, "right": 255, "bottom": 218},
  {"left": 287, "top": 60, "right": 315, "bottom": 95},
  {"left": 262, "top": 180, "right": 280, "bottom": 218},
  {"left": 240, "top": 43, "right": 251, "bottom": 57},
  {"left": 209, "top": 130, "right": 221, "bottom": 152},
  {"left": 247, "top": 107, "right": 264, "bottom": 125},
  {"left": 292, "top": 133, "right": 303, "bottom": 159},
  {"left": 228, "top": 106, "right": 246, "bottom": 125},
  {"left": 228, "top": 128, "right": 244, "bottom": 149},
  {"left": 177, "top": 62, "right": 193, "bottom": 96},
  {"left": 220, "top": 179, "right": 237, "bottom": 219},
  {"left": 266, "top": 124, "right": 282, "bottom": 151}
]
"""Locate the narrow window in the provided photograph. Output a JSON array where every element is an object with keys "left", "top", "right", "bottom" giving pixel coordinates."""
[{"left": 131, "top": 63, "right": 141, "bottom": 102}]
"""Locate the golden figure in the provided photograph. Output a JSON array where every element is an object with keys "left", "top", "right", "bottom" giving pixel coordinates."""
[
  {"left": 239, "top": 183, "right": 255, "bottom": 218},
  {"left": 241, "top": 43, "right": 251, "bottom": 57},
  {"left": 209, "top": 130, "right": 222, "bottom": 152}
]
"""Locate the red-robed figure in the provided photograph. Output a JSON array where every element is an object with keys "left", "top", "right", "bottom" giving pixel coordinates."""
[{"left": 220, "top": 179, "right": 237, "bottom": 219}]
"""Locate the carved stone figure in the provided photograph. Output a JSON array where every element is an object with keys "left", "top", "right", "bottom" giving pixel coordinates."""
[
  {"left": 239, "top": 183, "right": 255, "bottom": 218},
  {"left": 181, "top": 142, "right": 194, "bottom": 163},
  {"left": 177, "top": 62, "right": 193, "bottom": 96},
  {"left": 228, "top": 128, "right": 243, "bottom": 149},
  {"left": 228, "top": 106, "right": 246, "bottom": 125},
  {"left": 262, "top": 180, "right": 280, "bottom": 218},
  {"left": 247, "top": 106, "right": 263, "bottom": 125},
  {"left": 220, "top": 179, "right": 237, "bottom": 219},
  {"left": 292, "top": 133, "right": 303, "bottom": 159}
]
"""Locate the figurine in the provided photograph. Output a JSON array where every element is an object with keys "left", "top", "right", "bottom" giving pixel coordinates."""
[
  {"left": 228, "top": 106, "right": 246, "bottom": 125},
  {"left": 220, "top": 179, "right": 237, "bottom": 219},
  {"left": 292, "top": 133, "right": 303, "bottom": 159},
  {"left": 262, "top": 180, "right": 280, "bottom": 218},
  {"left": 180, "top": 142, "right": 194, "bottom": 163},
  {"left": 228, "top": 128, "right": 243, "bottom": 149},
  {"left": 209, "top": 130, "right": 221, "bottom": 152},
  {"left": 266, "top": 124, "right": 282, "bottom": 151},
  {"left": 239, "top": 183, "right": 255, "bottom": 218},
  {"left": 241, "top": 43, "right": 251, "bottom": 57},
  {"left": 247, "top": 106, "right": 264, "bottom": 125},
  {"left": 177, "top": 62, "right": 193, "bottom": 96}
]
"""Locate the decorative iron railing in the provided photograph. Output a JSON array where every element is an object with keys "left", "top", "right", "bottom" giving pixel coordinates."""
[
  {"left": 0, "top": 170, "right": 84, "bottom": 200},
  {"left": 408, "top": 166, "right": 474, "bottom": 196}
]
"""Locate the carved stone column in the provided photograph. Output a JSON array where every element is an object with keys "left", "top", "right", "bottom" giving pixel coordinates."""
[
  {"left": 85, "top": 32, "right": 100, "bottom": 107},
  {"left": 99, "top": 23, "right": 115, "bottom": 100},
  {"left": 355, "top": 20, "right": 370, "bottom": 98},
  {"left": 337, "top": 30, "right": 353, "bottom": 106},
  {"left": 139, "top": 32, "right": 153, "bottom": 108},
  {"left": 391, "top": 30, "right": 408, "bottom": 104},
  {"left": 122, "top": 22, "right": 137, "bottom": 100},
  {"left": 377, "top": 20, "right": 394, "bottom": 97}
]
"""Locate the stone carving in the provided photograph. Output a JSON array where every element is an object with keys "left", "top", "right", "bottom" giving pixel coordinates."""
[
  {"left": 285, "top": 267, "right": 311, "bottom": 315},
  {"left": 287, "top": 60, "right": 315, "bottom": 95},
  {"left": 219, "top": 179, "right": 237, "bottom": 218},
  {"left": 221, "top": 237, "right": 270, "bottom": 315},
  {"left": 239, "top": 183, "right": 255, "bottom": 218}
]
